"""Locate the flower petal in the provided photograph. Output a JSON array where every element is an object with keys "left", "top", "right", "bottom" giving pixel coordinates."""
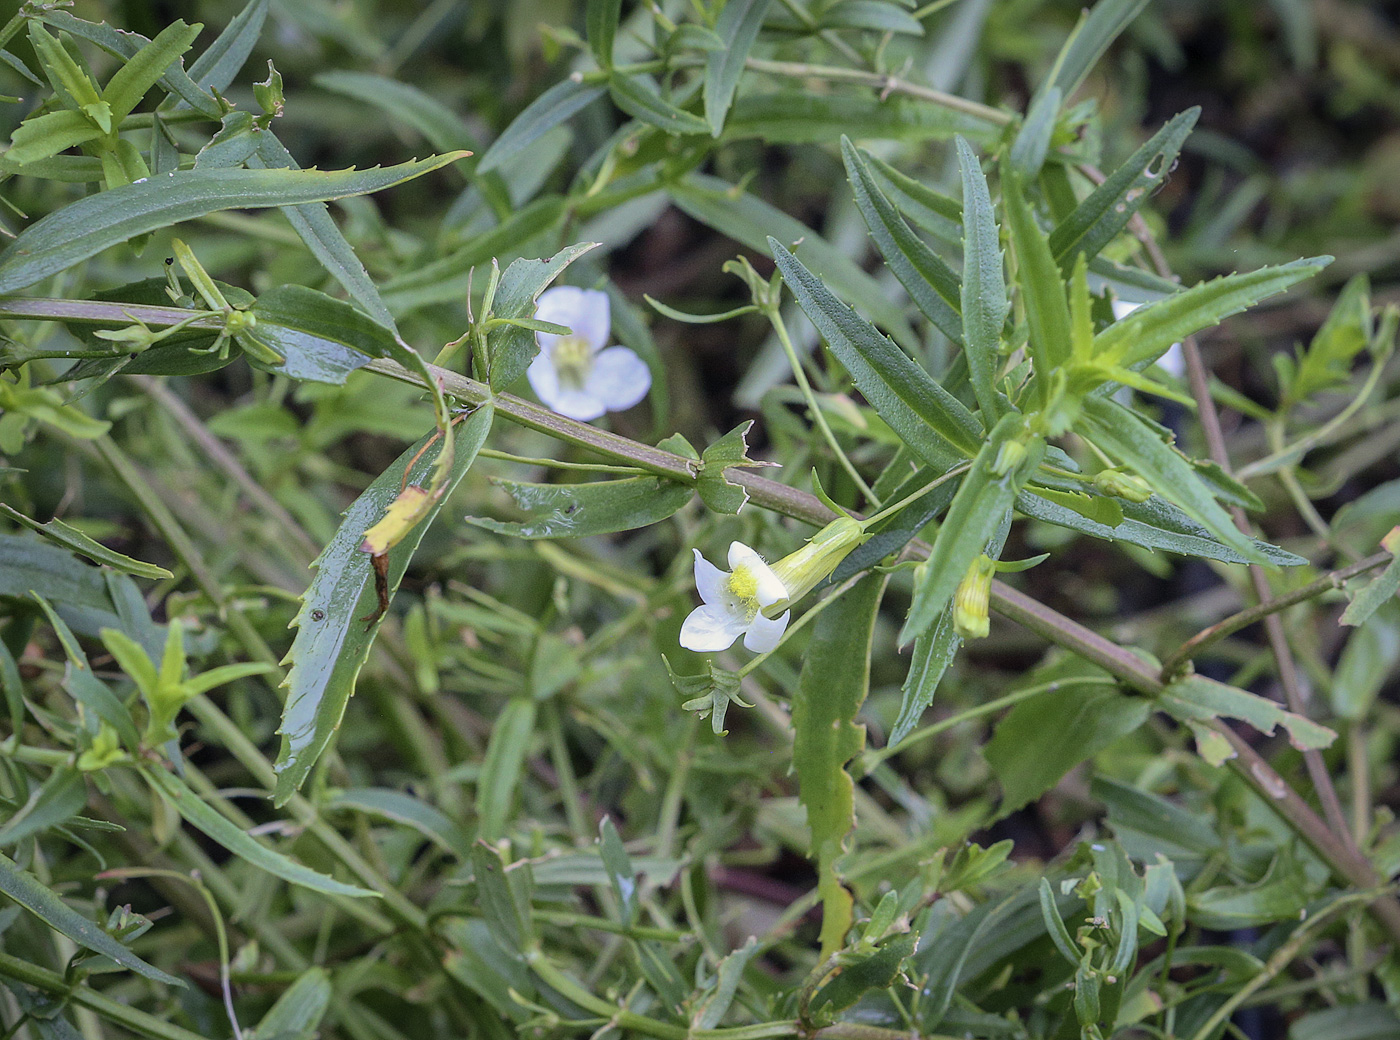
[
  {"left": 526, "top": 352, "right": 607, "bottom": 420},
  {"left": 692, "top": 548, "right": 727, "bottom": 605},
  {"left": 535, "top": 286, "right": 611, "bottom": 352},
  {"left": 586, "top": 347, "right": 651, "bottom": 412},
  {"left": 680, "top": 604, "right": 746, "bottom": 652},
  {"left": 743, "top": 610, "right": 789, "bottom": 653},
  {"left": 728, "top": 542, "right": 787, "bottom": 607}
]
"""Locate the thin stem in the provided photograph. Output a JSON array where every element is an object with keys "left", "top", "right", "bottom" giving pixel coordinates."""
[
  {"left": 1159, "top": 551, "right": 1391, "bottom": 678},
  {"left": 766, "top": 303, "right": 878, "bottom": 505},
  {"left": 478, "top": 447, "right": 646, "bottom": 474},
  {"left": 862, "top": 464, "right": 969, "bottom": 526}
]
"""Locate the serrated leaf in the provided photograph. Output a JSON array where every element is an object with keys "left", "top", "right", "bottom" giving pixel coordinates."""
[
  {"left": 0, "top": 503, "right": 171, "bottom": 579},
  {"left": 899, "top": 414, "right": 1045, "bottom": 644},
  {"left": 842, "top": 138, "right": 963, "bottom": 345},
  {"left": 1091, "top": 257, "right": 1331, "bottom": 370},
  {"left": 704, "top": 0, "right": 773, "bottom": 135},
  {"left": 478, "top": 79, "right": 605, "bottom": 174},
  {"left": 792, "top": 573, "right": 884, "bottom": 957},
  {"left": 890, "top": 608, "right": 959, "bottom": 745},
  {"left": 1001, "top": 160, "right": 1072, "bottom": 393},
  {"left": 185, "top": 0, "right": 268, "bottom": 96},
  {"left": 486, "top": 242, "right": 599, "bottom": 390},
  {"left": 956, "top": 137, "right": 1010, "bottom": 420},
  {"left": 4, "top": 109, "right": 106, "bottom": 166},
  {"left": 0, "top": 156, "right": 468, "bottom": 296},
  {"left": 769, "top": 240, "right": 980, "bottom": 467},
  {"left": 1078, "top": 397, "right": 1264, "bottom": 563},
  {"left": 100, "top": 20, "right": 201, "bottom": 125},
  {"left": 696, "top": 420, "right": 775, "bottom": 514},
  {"left": 315, "top": 71, "right": 477, "bottom": 152},
  {"left": 832, "top": 464, "right": 961, "bottom": 583},
  {"left": 275, "top": 406, "right": 493, "bottom": 805},
  {"left": 1049, "top": 109, "right": 1198, "bottom": 269},
  {"left": 466, "top": 475, "right": 690, "bottom": 538},
  {"left": 0, "top": 849, "right": 182, "bottom": 985},
  {"left": 1157, "top": 674, "right": 1335, "bottom": 751},
  {"left": 608, "top": 72, "right": 711, "bottom": 135}
]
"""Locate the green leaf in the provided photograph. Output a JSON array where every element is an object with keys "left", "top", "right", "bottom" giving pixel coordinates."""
[
  {"left": 0, "top": 504, "right": 171, "bottom": 579},
  {"left": 477, "top": 79, "right": 605, "bottom": 174},
  {"left": 145, "top": 768, "right": 376, "bottom": 897},
  {"left": 725, "top": 91, "right": 1000, "bottom": 147},
  {"left": 792, "top": 573, "right": 884, "bottom": 957},
  {"left": 470, "top": 841, "right": 534, "bottom": 953},
  {"left": 1157, "top": 674, "right": 1336, "bottom": 751},
  {"left": 1092, "top": 257, "right": 1331, "bottom": 370},
  {"left": 704, "top": 0, "right": 773, "bottom": 135},
  {"left": 1048, "top": 109, "right": 1199, "bottom": 269},
  {"left": 0, "top": 156, "right": 468, "bottom": 297},
  {"left": 1015, "top": 489, "right": 1306, "bottom": 566},
  {"left": 1287, "top": 1003, "right": 1400, "bottom": 1040},
  {"left": 664, "top": 655, "right": 749, "bottom": 735},
  {"left": 248, "top": 133, "right": 402, "bottom": 333},
  {"left": 466, "top": 475, "right": 691, "bottom": 539},
  {"left": 608, "top": 73, "right": 711, "bottom": 135},
  {"left": 842, "top": 138, "right": 963, "bottom": 346},
  {"left": 1078, "top": 397, "right": 1265, "bottom": 562},
  {"left": 0, "top": 767, "right": 87, "bottom": 847},
  {"left": 1046, "top": 0, "right": 1150, "bottom": 100},
  {"left": 1331, "top": 602, "right": 1400, "bottom": 720},
  {"left": 1285, "top": 274, "right": 1374, "bottom": 406},
  {"left": 185, "top": 0, "right": 269, "bottom": 96},
  {"left": 986, "top": 667, "right": 1147, "bottom": 812},
  {"left": 37, "top": 11, "right": 220, "bottom": 119},
  {"left": 1008, "top": 85, "right": 1061, "bottom": 180},
  {"left": 314, "top": 71, "right": 477, "bottom": 152},
  {"left": 691, "top": 937, "right": 760, "bottom": 1031},
  {"left": 696, "top": 420, "right": 773, "bottom": 514},
  {"left": 0, "top": 639, "right": 21, "bottom": 739},
  {"left": 820, "top": 0, "right": 924, "bottom": 34},
  {"left": 100, "top": 20, "right": 201, "bottom": 125},
  {"left": 769, "top": 240, "right": 980, "bottom": 467},
  {"left": 899, "top": 414, "right": 1046, "bottom": 644},
  {"left": 673, "top": 173, "right": 918, "bottom": 351},
  {"left": 1001, "top": 161, "right": 1072, "bottom": 388},
  {"left": 0, "top": 534, "right": 126, "bottom": 637},
  {"left": 1187, "top": 852, "right": 1310, "bottom": 929},
  {"left": 275, "top": 406, "right": 493, "bottom": 805},
  {"left": 252, "top": 967, "right": 331, "bottom": 1040},
  {"left": 598, "top": 817, "right": 637, "bottom": 922},
  {"left": 486, "top": 242, "right": 600, "bottom": 390},
  {"left": 809, "top": 931, "right": 918, "bottom": 1017},
  {"left": 956, "top": 137, "right": 1011, "bottom": 419},
  {"left": 1340, "top": 552, "right": 1400, "bottom": 628},
  {"left": 4, "top": 110, "right": 106, "bottom": 167},
  {"left": 890, "top": 608, "right": 959, "bottom": 745},
  {"left": 586, "top": 0, "right": 621, "bottom": 69},
  {"left": 329, "top": 788, "right": 472, "bottom": 861},
  {"left": 833, "top": 464, "right": 961, "bottom": 583},
  {"left": 247, "top": 284, "right": 398, "bottom": 384},
  {"left": 475, "top": 697, "right": 537, "bottom": 842},
  {"left": 0, "top": 849, "right": 182, "bottom": 985}
]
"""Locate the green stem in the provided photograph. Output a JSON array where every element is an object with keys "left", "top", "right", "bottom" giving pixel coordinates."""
[
  {"left": 861, "top": 464, "right": 969, "bottom": 526},
  {"left": 0, "top": 952, "right": 209, "bottom": 1040}
]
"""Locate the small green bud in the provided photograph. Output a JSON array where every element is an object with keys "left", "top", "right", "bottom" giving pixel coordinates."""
[
  {"left": 991, "top": 439, "right": 1028, "bottom": 477},
  {"left": 952, "top": 554, "right": 996, "bottom": 640},
  {"left": 225, "top": 309, "right": 257, "bottom": 336},
  {"left": 1091, "top": 468, "right": 1153, "bottom": 503},
  {"left": 767, "top": 515, "right": 868, "bottom": 613}
]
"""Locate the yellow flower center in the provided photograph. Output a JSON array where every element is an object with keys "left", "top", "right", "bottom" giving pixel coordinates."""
[
  {"left": 727, "top": 566, "right": 761, "bottom": 614},
  {"left": 553, "top": 335, "right": 593, "bottom": 391}
]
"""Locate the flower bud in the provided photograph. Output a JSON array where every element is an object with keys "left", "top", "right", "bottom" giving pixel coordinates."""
[
  {"left": 991, "top": 439, "right": 1028, "bottom": 477},
  {"left": 767, "top": 516, "right": 868, "bottom": 611},
  {"left": 952, "top": 554, "right": 996, "bottom": 640},
  {"left": 1091, "top": 469, "right": 1153, "bottom": 503}
]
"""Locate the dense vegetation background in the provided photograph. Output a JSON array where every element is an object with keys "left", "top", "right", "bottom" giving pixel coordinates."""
[{"left": 2, "top": 1, "right": 1400, "bottom": 1038}]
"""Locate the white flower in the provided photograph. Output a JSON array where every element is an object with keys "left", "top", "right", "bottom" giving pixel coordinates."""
[
  {"left": 680, "top": 542, "right": 791, "bottom": 654},
  {"left": 527, "top": 286, "right": 651, "bottom": 421}
]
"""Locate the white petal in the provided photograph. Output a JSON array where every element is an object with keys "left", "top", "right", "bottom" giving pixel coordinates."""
[
  {"left": 586, "top": 347, "right": 651, "bottom": 412},
  {"left": 680, "top": 604, "right": 746, "bottom": 652},
  {"left": 743, "top": 610, "right": 789, "bottom": 653},
  {"left": 535, "top": 286, "right": 611, "bottom": 352},
  {"left": 727, "top": 542, "right": 787, "bottom": 607},
  {"left": 526, "top": 352, "right": 607, "bottom": 421},
  {"left": 692, "top": 548, "right": 727, "bottom": 606}
]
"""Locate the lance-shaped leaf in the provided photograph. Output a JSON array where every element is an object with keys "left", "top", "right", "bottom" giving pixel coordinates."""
[
  {"left": 704, "top": 0, "right": 773, "bottom": 135},
  {"left": 1340, "top": 529, "right": 1400, "bottom": 627},
  {"left": 0, "top": 155, "right": 468, "bottom": 296},
  {"left": 0, "top": 503, "right": 170, "bottom": 579},
  {"left": 1002, "top": 161, "right": 1072, "bottom": 390},
  {"left": 100, "top": 20, "right": 202, "bottom": 126},
  {"left": 1049, "top": 109, "right": 1199, "bottom": 269},
  {"left": 842, "top": 137, "right": 963, "bottom": 346},
  {"left": 252, "top": 967, "right": 331, "bottom": 1040},
  {"left": 899, "top": 414, "right": 1046, "bottom": 645},
  {"left": 0, "top": 850, "right": 182, "bottom": 985},
  {"left": 486, "top": 242, "right": 599, "bottom": 391},
  {"left": 1092, "top": 256, "right": 1331, "bottom": 370},
  {"left": 792, "top": 573, "right": 884, "bottom": 958},
  {"left": 275, "top": 406, "right": 493, "bottom": 805},
  {"left": 1046, "top": 0, "right": 1150, "bottom": 100},
  {"left": 185, "top": 0, "right": 269, "bottom": 96},
  {"left": 476, "top": 697, "right": 537, "bottom": 842},
  {"left": 1157, "top": 674, "right": 1335, "bottom": 752},
  {"left": 315, "top": 72, "right": 477, "bottom": 152},
  {"left": 245, "top": 284, "right": 398, "bottom": 385},
  {"left": 726, "top": 91, "right": 1000, "bottom": 148},
  {"left": 955, "top": 137, "right": 1010, "bottom": 420},
  {"left": 146, "top": 768, "right": 376, "bottom": 897},
  {"left": 891, "top": 608, "right": 960, "bottom": 745},
  {"left": 770, "top": 239, "right": 980, "bottom": 466},
  {"left": 466, "top": 475, "right": 691, "bottom": 539},
  {"left": 1008, "top": 86, "right": 1062, "bottom": 180},
  {"left": 1078, "top": 397, "right": 1264, "bottom": 563},
  {"left": 609, "top": 72, "right": 711, "bottom": 135},
  {"left": 477, "top": 79, "right": 605, "bottom": 174}
]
